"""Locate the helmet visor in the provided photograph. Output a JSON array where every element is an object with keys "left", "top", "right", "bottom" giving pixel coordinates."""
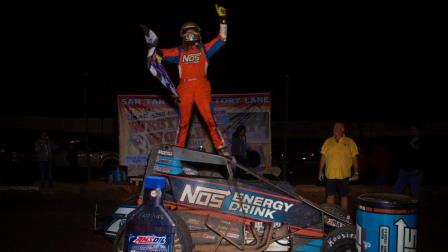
[
  {"left": 183, "top": 32, "right": 199, "bottom": 42},
  {"left": 182, "top": 30, "right": 200, "bottom": 42}
]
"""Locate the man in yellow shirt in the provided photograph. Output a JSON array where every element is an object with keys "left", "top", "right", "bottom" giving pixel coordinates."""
[{"left": 318, "top": 122, "right": 359, "bottom": 210}]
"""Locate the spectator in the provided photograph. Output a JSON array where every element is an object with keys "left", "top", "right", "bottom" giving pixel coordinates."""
[
  {"left": 231, "top": 125, "right": 249, "bottom": 164},
  {"left": 34, "top": 132, "right": 58, "bottom": 189},
  {"left": 393, "top": 125, "right": 424, "bottom": 199},
  {"left": 318, "top": 122, "right": 359, "bottom": 211},
  {"left": 231, "top": 125, "right": 249, "bottom": 177}
]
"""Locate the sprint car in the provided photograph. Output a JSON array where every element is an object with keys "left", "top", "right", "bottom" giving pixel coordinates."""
[{"left": 95, "top": 145, "right": 355, "bottom": 252}]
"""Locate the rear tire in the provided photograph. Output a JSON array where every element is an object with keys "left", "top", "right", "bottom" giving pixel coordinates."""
[
  {"left": 320, "top": 203, "right": 351, "bottom": 233},
  {"left": 112, "top": 211, "right": 193, "bottom": 252},
  {"left": 321, "top": 226, "right": 356, "bottom": 252}
]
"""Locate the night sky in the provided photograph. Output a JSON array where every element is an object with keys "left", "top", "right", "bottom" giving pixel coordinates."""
[{"left": 2, "top": 1, "right": 444, "bottom": 121}]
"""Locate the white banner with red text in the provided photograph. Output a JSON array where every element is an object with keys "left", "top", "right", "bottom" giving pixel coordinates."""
[{"left": 117, "top": 93, "right": 271, "bottom": 176}]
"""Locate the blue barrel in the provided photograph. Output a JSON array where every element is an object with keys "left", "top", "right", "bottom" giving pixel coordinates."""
[{"left": 356, "top": 193, "right": 418, "bottom": 252}]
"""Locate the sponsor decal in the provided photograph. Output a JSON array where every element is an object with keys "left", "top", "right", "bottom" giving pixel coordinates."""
[
  {"left": 229, "top": 192, "right": 294, "bottom": 219},
  {"left": 395, "top": 218, "right": 417, "bottom": 252},
  {"left": 179, "top": 184, "right": 294, "bottom": 220},
  {"left": 180, "top": 184, "right": 231, "bottom": 208},
  {"left": 156, "top": 158, "right": 172, "bottom": 165},
  {"left": 129, "top": 233, "right": 171, "bottom": 251},
  {"left": 182, "top": 53, "right": 201, "bottom": 63},
  {"left": 356, "top": 223, "right": 371, "bottom": 251},
  {"left": 379, "top": 226, "right": 389, "bottom": 252},
  {"left": 327, "top": 232, "right": 356, "bottom": 247},
  {"left": 157, "top": 149, "right": 173, "bottom": 157},
  {"left": 153, "top": 165, "right": 183, "bottom": 175},
  {"left": 133, "top": 235, "right": 167, "bottom": 244},
  {"left": 356, "top": 218, "right": 417, "bottom": 252}
]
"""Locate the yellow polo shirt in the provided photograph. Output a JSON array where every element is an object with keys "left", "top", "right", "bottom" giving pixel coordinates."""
[{"left": 321, "top": 136, "right": 359, "bottom": 179}]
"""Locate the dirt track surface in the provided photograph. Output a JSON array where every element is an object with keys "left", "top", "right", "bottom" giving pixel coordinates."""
[
  {"left": 2, "top": 191, "right": 112, "bottom": 252},
  {"left": 0, "top": 182, "right": 135, "bottom": 252},
  {"left": 1, "top": 182, "right": 446, "bottom": 252}
]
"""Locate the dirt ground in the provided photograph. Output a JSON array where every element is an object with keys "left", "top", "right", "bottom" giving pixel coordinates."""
[
  {"left": 0, "top": 181, "right": 446, "bottom": 252},
  {"left": 0, "top": 182, "right": 135, "bottom": 252}
]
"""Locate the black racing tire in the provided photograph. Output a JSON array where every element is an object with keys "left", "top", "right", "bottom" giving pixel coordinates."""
[
  {"left": 172, "top": 211, "right": 193, "bottom": 252},
  {"left": 320, "top": 226, "right": 356, "bottom": 252},
  {"left": 112, "top": 211, "right": 193, "bottom": 252},
  {"left": 112, "top": 222, "right": 126, "bottom": 252}
]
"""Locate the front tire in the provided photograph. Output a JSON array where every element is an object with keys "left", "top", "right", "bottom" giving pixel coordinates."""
[
  {"left": 112, "top": 211, "right": 193, "bottom": 252},
  {"left": 112, "top": 223, "right": 125, "bottom": 252}
]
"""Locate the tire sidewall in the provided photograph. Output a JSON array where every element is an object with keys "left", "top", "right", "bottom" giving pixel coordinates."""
[
  {"left": 321, "top": 226, "right": 356, "bottom": 252},
  {"left": 171, "top": 211, "right": 193, "bottom": 252},
  {"left": 112, "top": 222, "right": 125, "bottom": 252}
]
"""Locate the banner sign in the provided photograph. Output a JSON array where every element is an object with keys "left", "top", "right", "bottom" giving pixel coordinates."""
[{"left": 118, "top": 93, "right": 271, "bottom": 176}]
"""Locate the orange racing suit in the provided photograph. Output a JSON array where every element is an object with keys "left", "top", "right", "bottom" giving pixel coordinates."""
[{"left": 160, "top": 34, "right": 226, "bottom": 149}]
